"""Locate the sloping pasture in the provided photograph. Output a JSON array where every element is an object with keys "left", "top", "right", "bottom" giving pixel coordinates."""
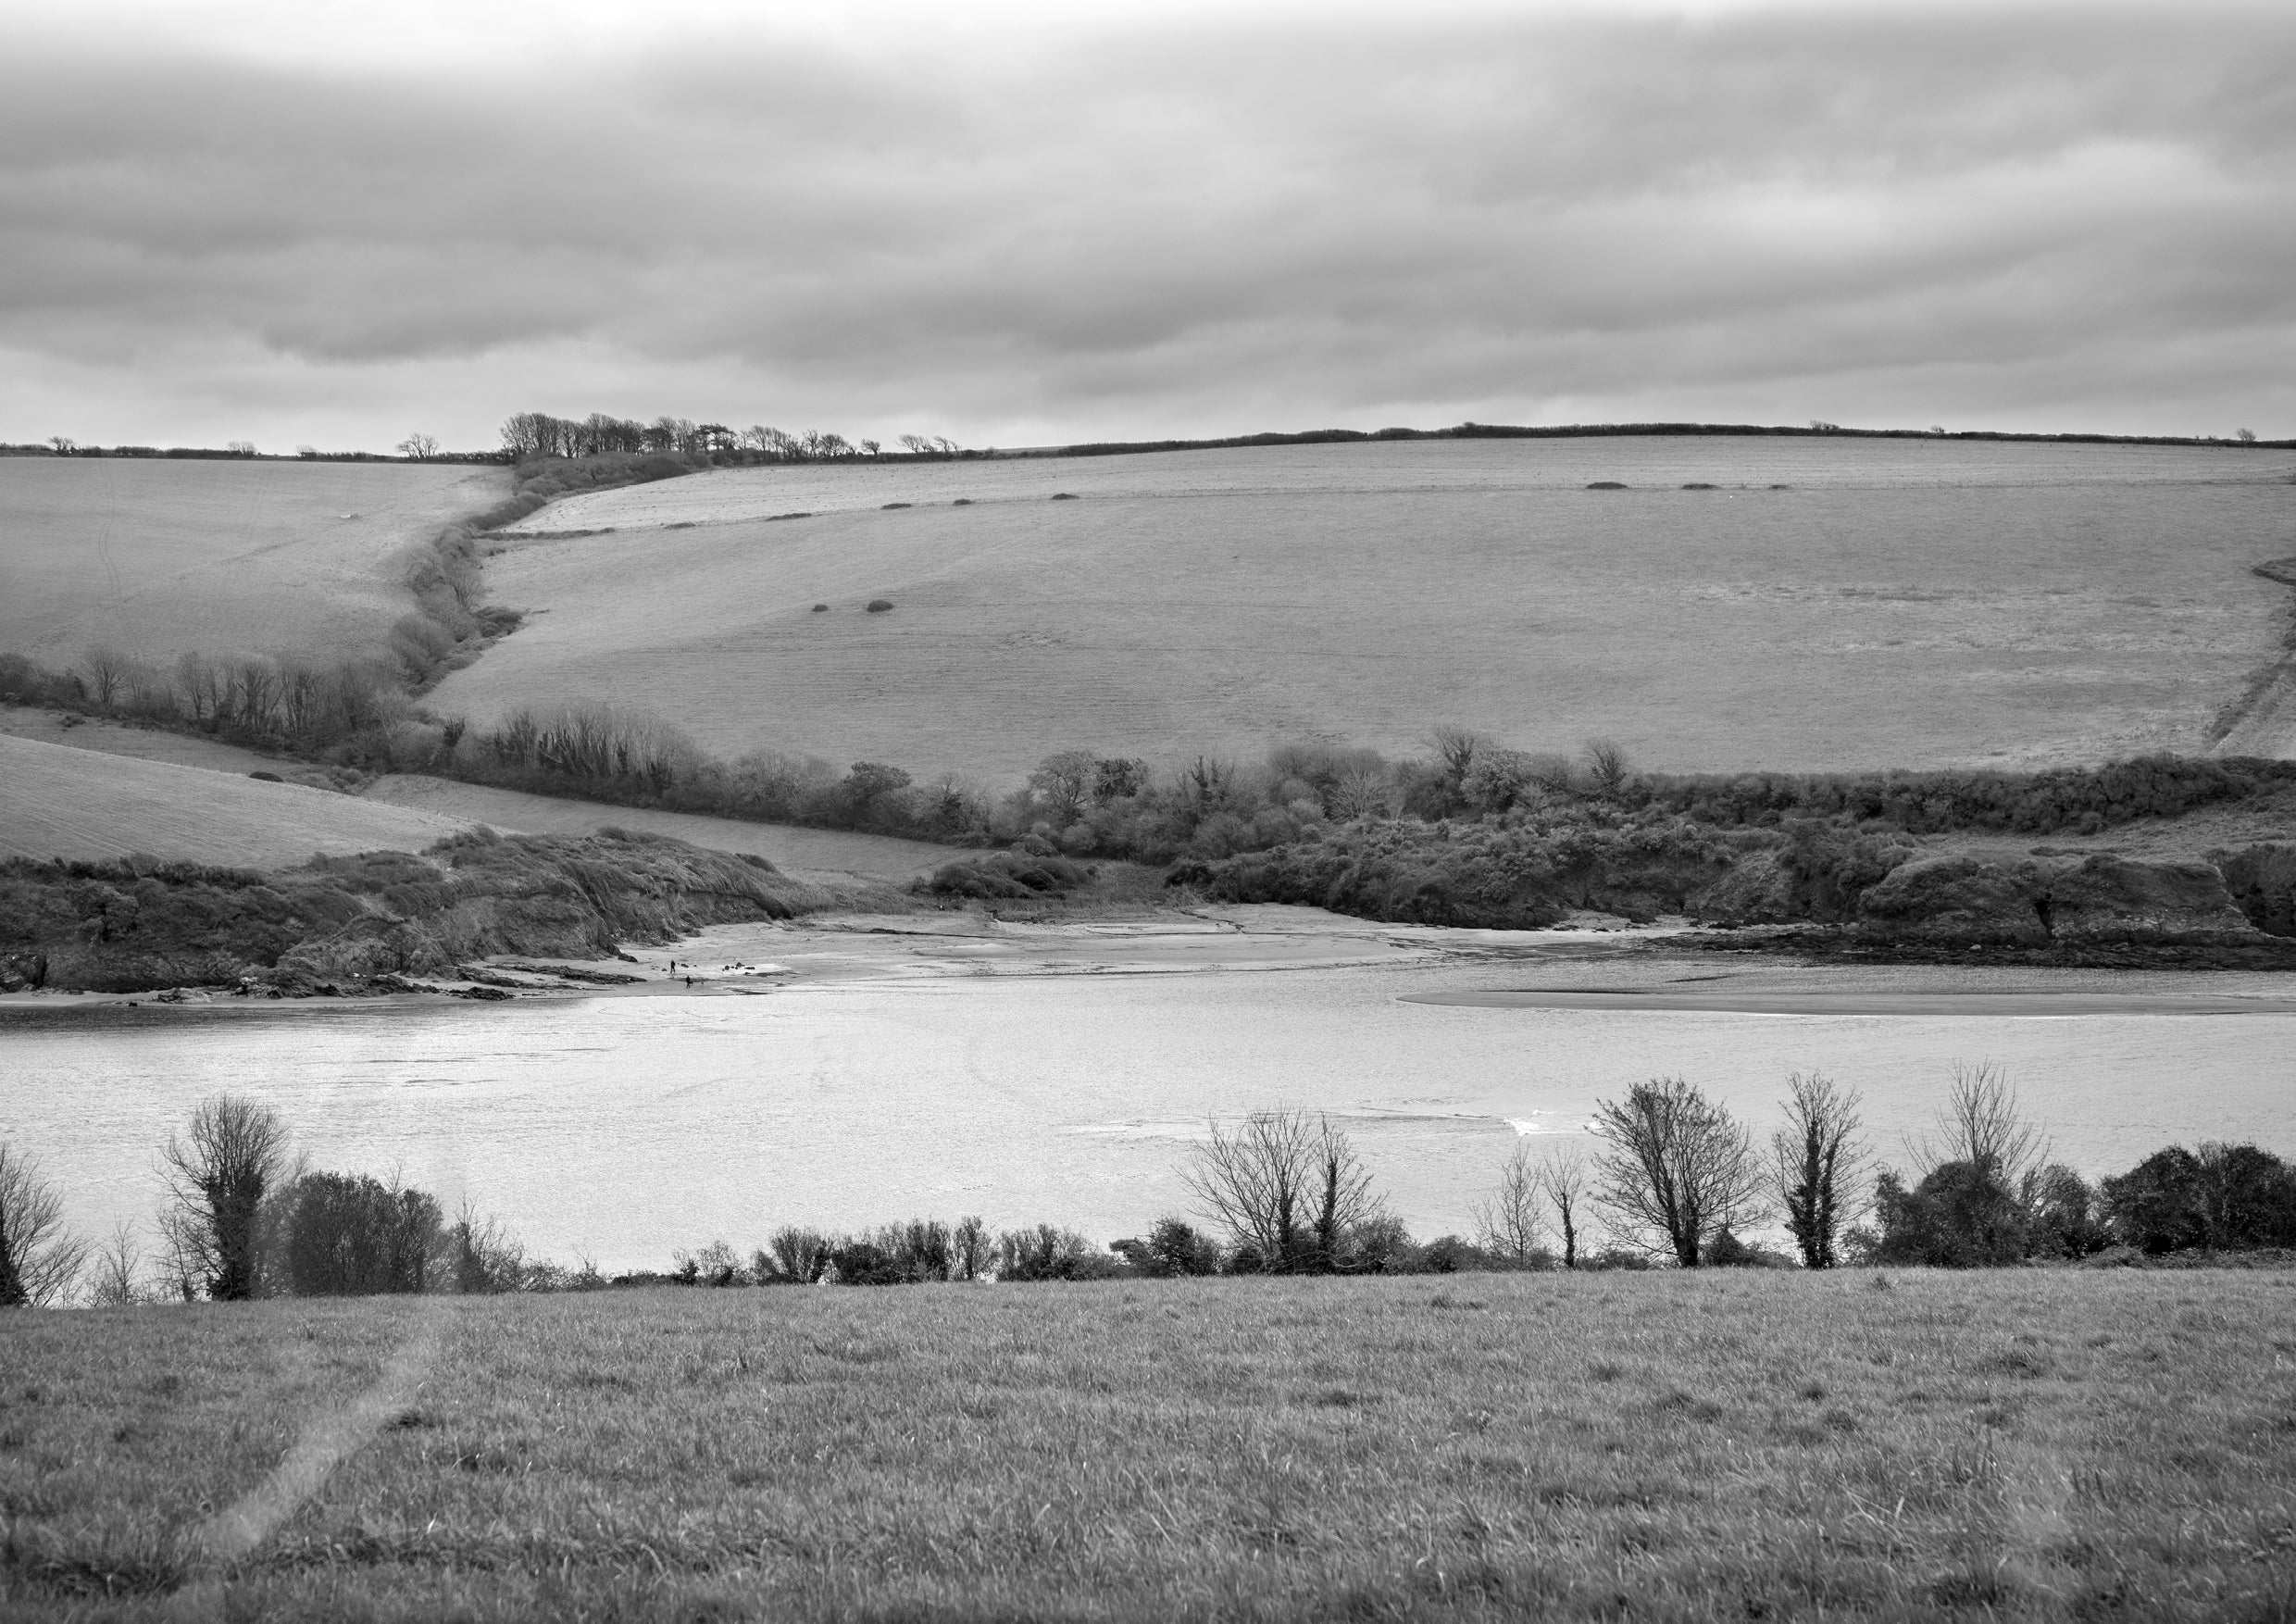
[
  {"left": 0, "top": 734, "right": 469, "bottom": 868},
  {"left": 440, "top": 438, "right": 2296, "bottom": 782},
  {"left": 0, "top": 458, "right": 508, "bottom": 670},
  {"left": 0, "top": 712, "right": 957, "bottom": 881},
  {"left": 500, "top": 433, "right": 2291, "bottom": 531},
  {"left": 364, "top": 774, "right": 962, "bottom": 881}
]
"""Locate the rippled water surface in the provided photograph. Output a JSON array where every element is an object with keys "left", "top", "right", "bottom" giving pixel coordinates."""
[{"left": 7, "top": 940, "right": 2293, "bottom": 1270}]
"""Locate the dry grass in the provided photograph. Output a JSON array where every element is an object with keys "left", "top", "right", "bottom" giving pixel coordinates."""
[
  {"left": 3, "top": 1271, "right": 2292, "bottom": 1621},
  {"left": 0, "top": 734, "right": 469, "bottom": 868},
  {"left": 0, "top": 459, "right": 508, "bottom": 669},
  {"left": 439, "top": 438, "right": 2296, "bottom": 782}
]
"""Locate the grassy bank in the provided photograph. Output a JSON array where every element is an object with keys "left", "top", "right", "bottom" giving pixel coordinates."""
[{"left": 4, "top": 1272, "right": 2292, "bottom": 1620}]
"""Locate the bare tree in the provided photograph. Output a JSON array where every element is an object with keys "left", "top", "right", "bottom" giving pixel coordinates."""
[
  {"left": 766, "top": 1225, "right": 834, "bottom": 1283},
  {"left": 1772, "top": 1072, "right": 1870, "bottom": 1268},
  {"left": 1183, "top": 1109, "right": 1384, "bottom": 1273},
  {"left": 1473, "top": 1143, "right": 1545, "bottom": 1263},
  {"left": 1591, "top": 1078, "right": 1764, "bottom": 1267},
  {"left": 1332, "top": 758, "right": 1399, "bottom": 819},
  {"left": 1913, "top": 1061, "right": 2048, "bottom": 1193},
  {"left": 951, "top": 1215, "right": 990, "bottom": 1281},
  {"left": 1029, "top": 750, "right": 1096, "bottom": 826},
  {"left": 87, "top": 1220, "right": 148, "bottom": 1307},
  {"left": 1579, "top": 737, "right": 1631, "bottom": 797},
  {"left": 1428, "top": 725, "right": 1483, "bottom": 797},
  {"left": 82, "top": 645, "right": 131, "bottom": 709},
  {"left": 449, "top": 1202, "right": 528, "bottom": 1293},
  {"left": 395, "top": 432, "right": 440, "bottom": 460},
  {"left": 1, "top": 1142, "right": 87, "bottom": 1306},
  {"left": 173, "top": 652, "right": 223, "bottom": 725},
  {"left": 1532, "top": 1140, "right": 1592, "bottom": 1268},
  {"left": 159, "top": 1095, "right": 290, "bottom": 1301},
  {"left": 1525, "top": 753, "right": 1578, "bottom": 794}
]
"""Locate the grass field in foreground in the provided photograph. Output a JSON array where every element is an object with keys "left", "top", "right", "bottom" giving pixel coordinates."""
[
  {"left": 0, "top": 733, "right": 470, "bottom": 868},
  {"left": 5, "top": 1272, "right": 2292, "bottom": 1621},
  {"left": 0, "top": 459, "right": 507, "bottom": 670},
  {"left": 441, "top": 437, "right": 2296, "bottom": 781}
]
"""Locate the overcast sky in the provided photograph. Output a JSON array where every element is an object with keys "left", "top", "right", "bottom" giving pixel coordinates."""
[{"left": 5, "top": 0, "right": 2291, "bottom": 452}]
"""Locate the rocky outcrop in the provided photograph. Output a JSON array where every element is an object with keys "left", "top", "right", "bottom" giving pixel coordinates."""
[
  {"left": 1853, "top": 853, "right": 2051, "bottom": 945},
  {"left": 2039, "top": 854, "right": 2254, "bottom": 943},
  {"left": 1853, "top": 850, "right": 2257, "bottom": 948},
  {"left": 2215, "top": 843, "right": 2296, "bottom": 937}
]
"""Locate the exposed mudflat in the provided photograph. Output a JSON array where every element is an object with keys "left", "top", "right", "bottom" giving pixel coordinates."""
[{"left": 1410, "top": 986, "right": 2296, "bottom": 1016}]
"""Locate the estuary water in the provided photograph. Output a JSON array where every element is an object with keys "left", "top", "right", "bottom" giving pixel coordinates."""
[{"left": 5, "top": 912, "right": 2293, "bottom": 1270}]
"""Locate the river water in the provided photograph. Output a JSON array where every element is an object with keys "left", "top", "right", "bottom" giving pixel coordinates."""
[{"left": 5, "top": 911, "right": 2293, "bottom": 1271}]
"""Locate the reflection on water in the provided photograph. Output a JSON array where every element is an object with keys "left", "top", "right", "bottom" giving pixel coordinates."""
[{"left": 6, "top": 942, "right": 2293, "bottom": 1271}]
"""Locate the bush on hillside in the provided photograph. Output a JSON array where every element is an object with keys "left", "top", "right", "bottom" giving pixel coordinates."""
[{"left": 920, "top": 851, "right": 1092, "bottom": 901}]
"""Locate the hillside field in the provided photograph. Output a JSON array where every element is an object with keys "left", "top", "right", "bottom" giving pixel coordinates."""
[
  {"left": 0, "top": 707, "right": 962, "bottom": 881},
  {"left": 363, "top": 774, "right": 962, "bottom": 882},
  {"left": 0, "top": 458, "right": 508, "bottom": 671},
  {"left": 442, "top": 437, "right": 2296, "bottom": 783},
  {"left": 0, "top": 734, "right": 470, "bottom": 868},
  {"left": 4, "top": 1270, "right": 2292, "bottom": 1621}
]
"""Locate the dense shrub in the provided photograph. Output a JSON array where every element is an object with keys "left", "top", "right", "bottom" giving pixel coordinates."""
[
  {"left": 1628, "top": 756, "right": 2296, "bottom": 839},
  {"left": 2102, "top": 1143, "right": 2296, "bottom": 1253},
  {"left": 1702, "top": 1229, "right": 1791, "bottom": 1268},
  {"left": 1185, "top": 816, "right": 1739, "bottom": 928},
  {"left": 1869, "top": 1162, "right": 2030, "bottom": 1267},
  {"left": 267, "top": 1172, "right": 443, "bottom": 1296},
  {"left": 996, "top": 1224, "right": 1123, "bottom": 1281},
  {"left": 2027, "top": 1165, "right": 2114, "bottom": 1258},
  {"left": 921, "top": 851, "right": 1092, "bottom": 900},
  {"left": 1110, "top": 1217, "right": 1224, "bottom": 1277},
  {"left": 759, "top": 1227, "right": 834, "bottom": 1284}
]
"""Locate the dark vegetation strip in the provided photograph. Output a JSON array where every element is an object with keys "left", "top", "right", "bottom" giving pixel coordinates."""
[
  {"left": 1044, "top": 420, "right": 2296, "bottom": 456},
  {"left": 15, "top": 613, "right": 2296, "bottom": 957},
  {"left": 391, "top": 450, "right": 707, "bottom": 689},
  {"left": 0, "top": 828, "right": 830, "bottom": 995}
]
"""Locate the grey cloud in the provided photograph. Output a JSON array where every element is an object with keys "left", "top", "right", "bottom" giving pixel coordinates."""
[{"left": 3, "top": 6, "right": 2293, "bottom": 445}]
